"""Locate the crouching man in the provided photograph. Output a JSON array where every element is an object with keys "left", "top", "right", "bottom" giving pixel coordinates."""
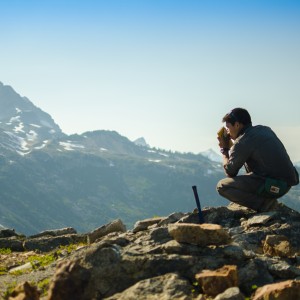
[{"left": 217, "top": 107, "right": 299, "bottom": 212}]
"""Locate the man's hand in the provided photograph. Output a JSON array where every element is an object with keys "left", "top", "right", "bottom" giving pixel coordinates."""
[{"left": 217, "top": 127, "right": 231, "bottom": 149}]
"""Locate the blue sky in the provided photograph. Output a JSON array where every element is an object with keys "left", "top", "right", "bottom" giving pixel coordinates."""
[{"left": 1, "top": 0, "right": 300, "bottom": 161}]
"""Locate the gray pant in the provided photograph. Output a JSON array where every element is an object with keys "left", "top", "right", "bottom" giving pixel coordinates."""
[{"left": 216, "top": 173, "right": 276, "bottom": 211}]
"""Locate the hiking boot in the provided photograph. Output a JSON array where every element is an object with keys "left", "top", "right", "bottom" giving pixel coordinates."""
[{"left": 258, "top": 199, "right": 279, "bottom": 213}]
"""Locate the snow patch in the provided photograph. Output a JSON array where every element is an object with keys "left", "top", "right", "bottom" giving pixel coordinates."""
[
  {"left": 26, "top": 130, "right": 38, "bottom": 141},
  {"left": 34, "top": 140, "right": 48, "bottom": 150},
  {"left": 158, "top": 152, "right": 169, "bottom": 157},
  {"left": 34, "top": 144, "right": 46, "bottom": 150},
  {"left": 148, "top": 159, "right": 161, "bottom": 163},
  {"left": 30, "top": 123, "right": 41, "bottom": 128},
  {"left": 59, "top": 141, "right": 85, "bottom": 151},
  {"left": 14, "top": 122, "right": 24, "bottom": 133},
  {"left": 5, "top": 131, "right": 29, "bottom": 151},
  {"left": 10, "top": 116, "right": 21, "bottom": 122},
  {"left": 147, "top": 150, "right": 157, "bottom": 153}
]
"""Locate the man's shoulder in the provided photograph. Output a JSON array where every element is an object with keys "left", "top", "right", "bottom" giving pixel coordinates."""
[{"left": 247, "top": 125, "right": 273, "bottom": 135}]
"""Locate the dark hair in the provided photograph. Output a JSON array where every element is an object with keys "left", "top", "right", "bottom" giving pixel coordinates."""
[{"left": 222, "top": 108, "right": 252, "bottom": 126}]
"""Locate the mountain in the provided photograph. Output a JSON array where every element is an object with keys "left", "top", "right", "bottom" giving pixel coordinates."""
[{"left": 0, "top": 82, "right": 299, "bottom": 235}]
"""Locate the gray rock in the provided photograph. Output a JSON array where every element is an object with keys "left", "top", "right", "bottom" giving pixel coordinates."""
[
  {"left": 157, "top": 212, "right": 186, "bottom": 226},
  {"left": 0, "top": 237, "right": 24, "bottom": 251},
  {"left": 238, "top": 259, "right": 274, "bottom": 295},
  {"left": 133, "top": 217, "right": 164, "bottom": 233},
  {"left": 214, "top": 287, "right": 245, "bottom": 300},
  {"left": 8, "top": 262, "right": 32, "bottom": 274},
  {"left": 29, "top": 227, "right": 77, "bottom": 239},
  {"left": 0, "top": 228, "right": 20, "bottom": 238},
  {"left": 104, "top": 273, "right": 193, "bottom": 300},
  {"left": 245, "top": 212, "right": 277, "bottom": 227},
  {"left": 87, "top": 219, "right": 126, "bottom": 243},
  {"left": 24, "top": 234, "right": 87, "bottom": 252}
]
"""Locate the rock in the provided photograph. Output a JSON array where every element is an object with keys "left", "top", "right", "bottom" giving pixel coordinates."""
[
  {"left": 0, "top": 228, "right": 20, "bottom": 238},
  {"left": 252, "top": 279, "right": 300, "bottom": 300},
  {"left": 149, "top": 227, "right": 172, "bottom": 243},
  {"left": 213, "top": 287, "right": 245, "bottom": 300},
  {"left": 24, "top": 234, "right": 87, "bottom": 252},
  {"left": 244, "top": 212, "right": 276, "bottom": 227},
  {"left": 8, "top": 262, "right": 32, "bottom": 274},
  {"left": 238, "top": 258, "right": 274, "bottom": 294},
  {"left": 168, "top": 223, "right": 230, "bottom": 246},
  {"left": 265, "top": 258, "right": 300, "bottom": 279},
  {"left": 29, "top": 227, "right": 77, "bottom": 239},
  {"left": 231, "top": 230, "right": 267, "bottom": 253},
  {"left": 263, "top": 234, "right": 294, "bottom": 257},
  {"left": 87, "top": 219, "right": 126, "bottom": 243},
  {"left": 133, "top": 217, "right": 164, "bottom": 233},
  {"left": 47, "top": 260, "right": 91, "bottom": 300},
  {"left": 157, "top": 212, "right": 186, "bottom": 226},
  {"left": 8, "top": 281, "right": 39, "bottom": 300},
  {"left": 0, "top": 237, "right": 24, "bottom": 251},
  {"left": 104, "top": 273, "right": 193, "bottom": 300},
  {"left": 195, "top": 265, "right": 238, "bottom": 297}
]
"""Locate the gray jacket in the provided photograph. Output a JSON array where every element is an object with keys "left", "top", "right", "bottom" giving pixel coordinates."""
[{"left": 224, "top": 125, "right": 299, "bottom": 186}]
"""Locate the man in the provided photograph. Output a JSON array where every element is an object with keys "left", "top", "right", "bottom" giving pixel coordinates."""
[{"left": 217, "top": 107, "right": 299, "bottom": 212}]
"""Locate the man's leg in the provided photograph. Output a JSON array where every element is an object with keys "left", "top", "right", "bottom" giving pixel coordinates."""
[{"left": 216, "top": 174, "right": 276, "bottom": 211}]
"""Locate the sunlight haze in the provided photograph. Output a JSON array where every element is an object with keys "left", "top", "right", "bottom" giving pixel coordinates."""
[{"left": 1, "top": 0, "right": 299, "bottom": 161}]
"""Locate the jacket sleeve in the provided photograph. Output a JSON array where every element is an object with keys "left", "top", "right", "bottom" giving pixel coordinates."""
[
  {"left": 224, "top": 139, "right": 251, "bottom": 177},
  {"left": 293, "top": 167, "right": 299, "bottom": 186}
]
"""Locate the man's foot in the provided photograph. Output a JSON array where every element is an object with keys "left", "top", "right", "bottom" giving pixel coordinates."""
[{"left": 258, "top": 199, "right": 279, "bottom": 213}]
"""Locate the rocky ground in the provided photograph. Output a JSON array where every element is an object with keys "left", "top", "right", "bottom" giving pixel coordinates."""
[{"left": 1, "top": 202, "right": 300, "bottom": 299}]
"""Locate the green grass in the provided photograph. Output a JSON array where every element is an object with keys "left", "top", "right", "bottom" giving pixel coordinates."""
[
  {"left": 0, "top": 248, "right": 12, "bottom": 255},
  {"left": 27, "top": 253, "right": 56, "bottom": 270},
  {"left": 37, "top": 277, "right": 51, "bottom": 297}
]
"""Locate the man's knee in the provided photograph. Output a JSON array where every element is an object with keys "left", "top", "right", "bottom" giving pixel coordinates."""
[{"left": 216, "top": 178, "right": 230, "bottom": 196}]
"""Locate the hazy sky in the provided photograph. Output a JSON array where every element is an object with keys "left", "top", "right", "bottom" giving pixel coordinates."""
[{"left": 1, "top": 0, "right": 300, "bottom": 161}]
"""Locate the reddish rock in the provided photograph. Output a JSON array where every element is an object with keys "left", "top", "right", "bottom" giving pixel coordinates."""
[
  {"left": 263, "top": 235, "right": 294, "bottom": 257},
  {"left": 195, "top": 265, "right": 238, "bottom": 297},
  {"left": 253, "top": 279, "right": 300, "bottom": 300},
  {"left": 168, "top": 223, "right": 230, "bottom": 246}
]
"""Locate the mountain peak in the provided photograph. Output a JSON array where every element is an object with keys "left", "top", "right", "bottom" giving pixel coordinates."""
[
  {"left": 133, "top": 137, "right": 149, "bottom": 147},
  {"left": 0, "top": 81, "right": 64, "bottom": 155},
  {"left": 200, "top": 148, "right": 222, "bottom": 162}
]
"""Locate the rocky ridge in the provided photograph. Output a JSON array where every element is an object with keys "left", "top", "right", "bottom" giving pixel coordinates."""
[{"left": 1, "top": 203, "right": 300, "bottom": 299}]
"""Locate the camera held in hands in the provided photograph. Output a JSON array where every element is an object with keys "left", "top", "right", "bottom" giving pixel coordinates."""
[{"left": 217, "top": 127, "right": 233, "bottom": 148}]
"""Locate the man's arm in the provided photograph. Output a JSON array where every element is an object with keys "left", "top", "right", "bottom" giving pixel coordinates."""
[{"left": 220, "top": 148, "right": 231, "bottom": 176}]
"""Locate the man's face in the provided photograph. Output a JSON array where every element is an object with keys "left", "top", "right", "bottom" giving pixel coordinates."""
[{"left": 225, "top": 121, "right": 240, "bottom": 140}]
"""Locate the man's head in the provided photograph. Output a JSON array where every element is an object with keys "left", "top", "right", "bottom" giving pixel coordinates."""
[
  {"left": 222, "top": 108, "right": 252, "bottom": 126},
  {"left": 222, "top": 108, "right": 252, "bottom": 140}
]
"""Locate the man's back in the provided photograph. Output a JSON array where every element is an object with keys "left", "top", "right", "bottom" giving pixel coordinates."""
[{"left": 237, "top": 125, "right": 297, "bottom": 185}]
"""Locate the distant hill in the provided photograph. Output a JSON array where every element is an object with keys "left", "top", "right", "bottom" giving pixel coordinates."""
[{"left": 0, "top": 82, "right": 299, "bottom": 235}]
